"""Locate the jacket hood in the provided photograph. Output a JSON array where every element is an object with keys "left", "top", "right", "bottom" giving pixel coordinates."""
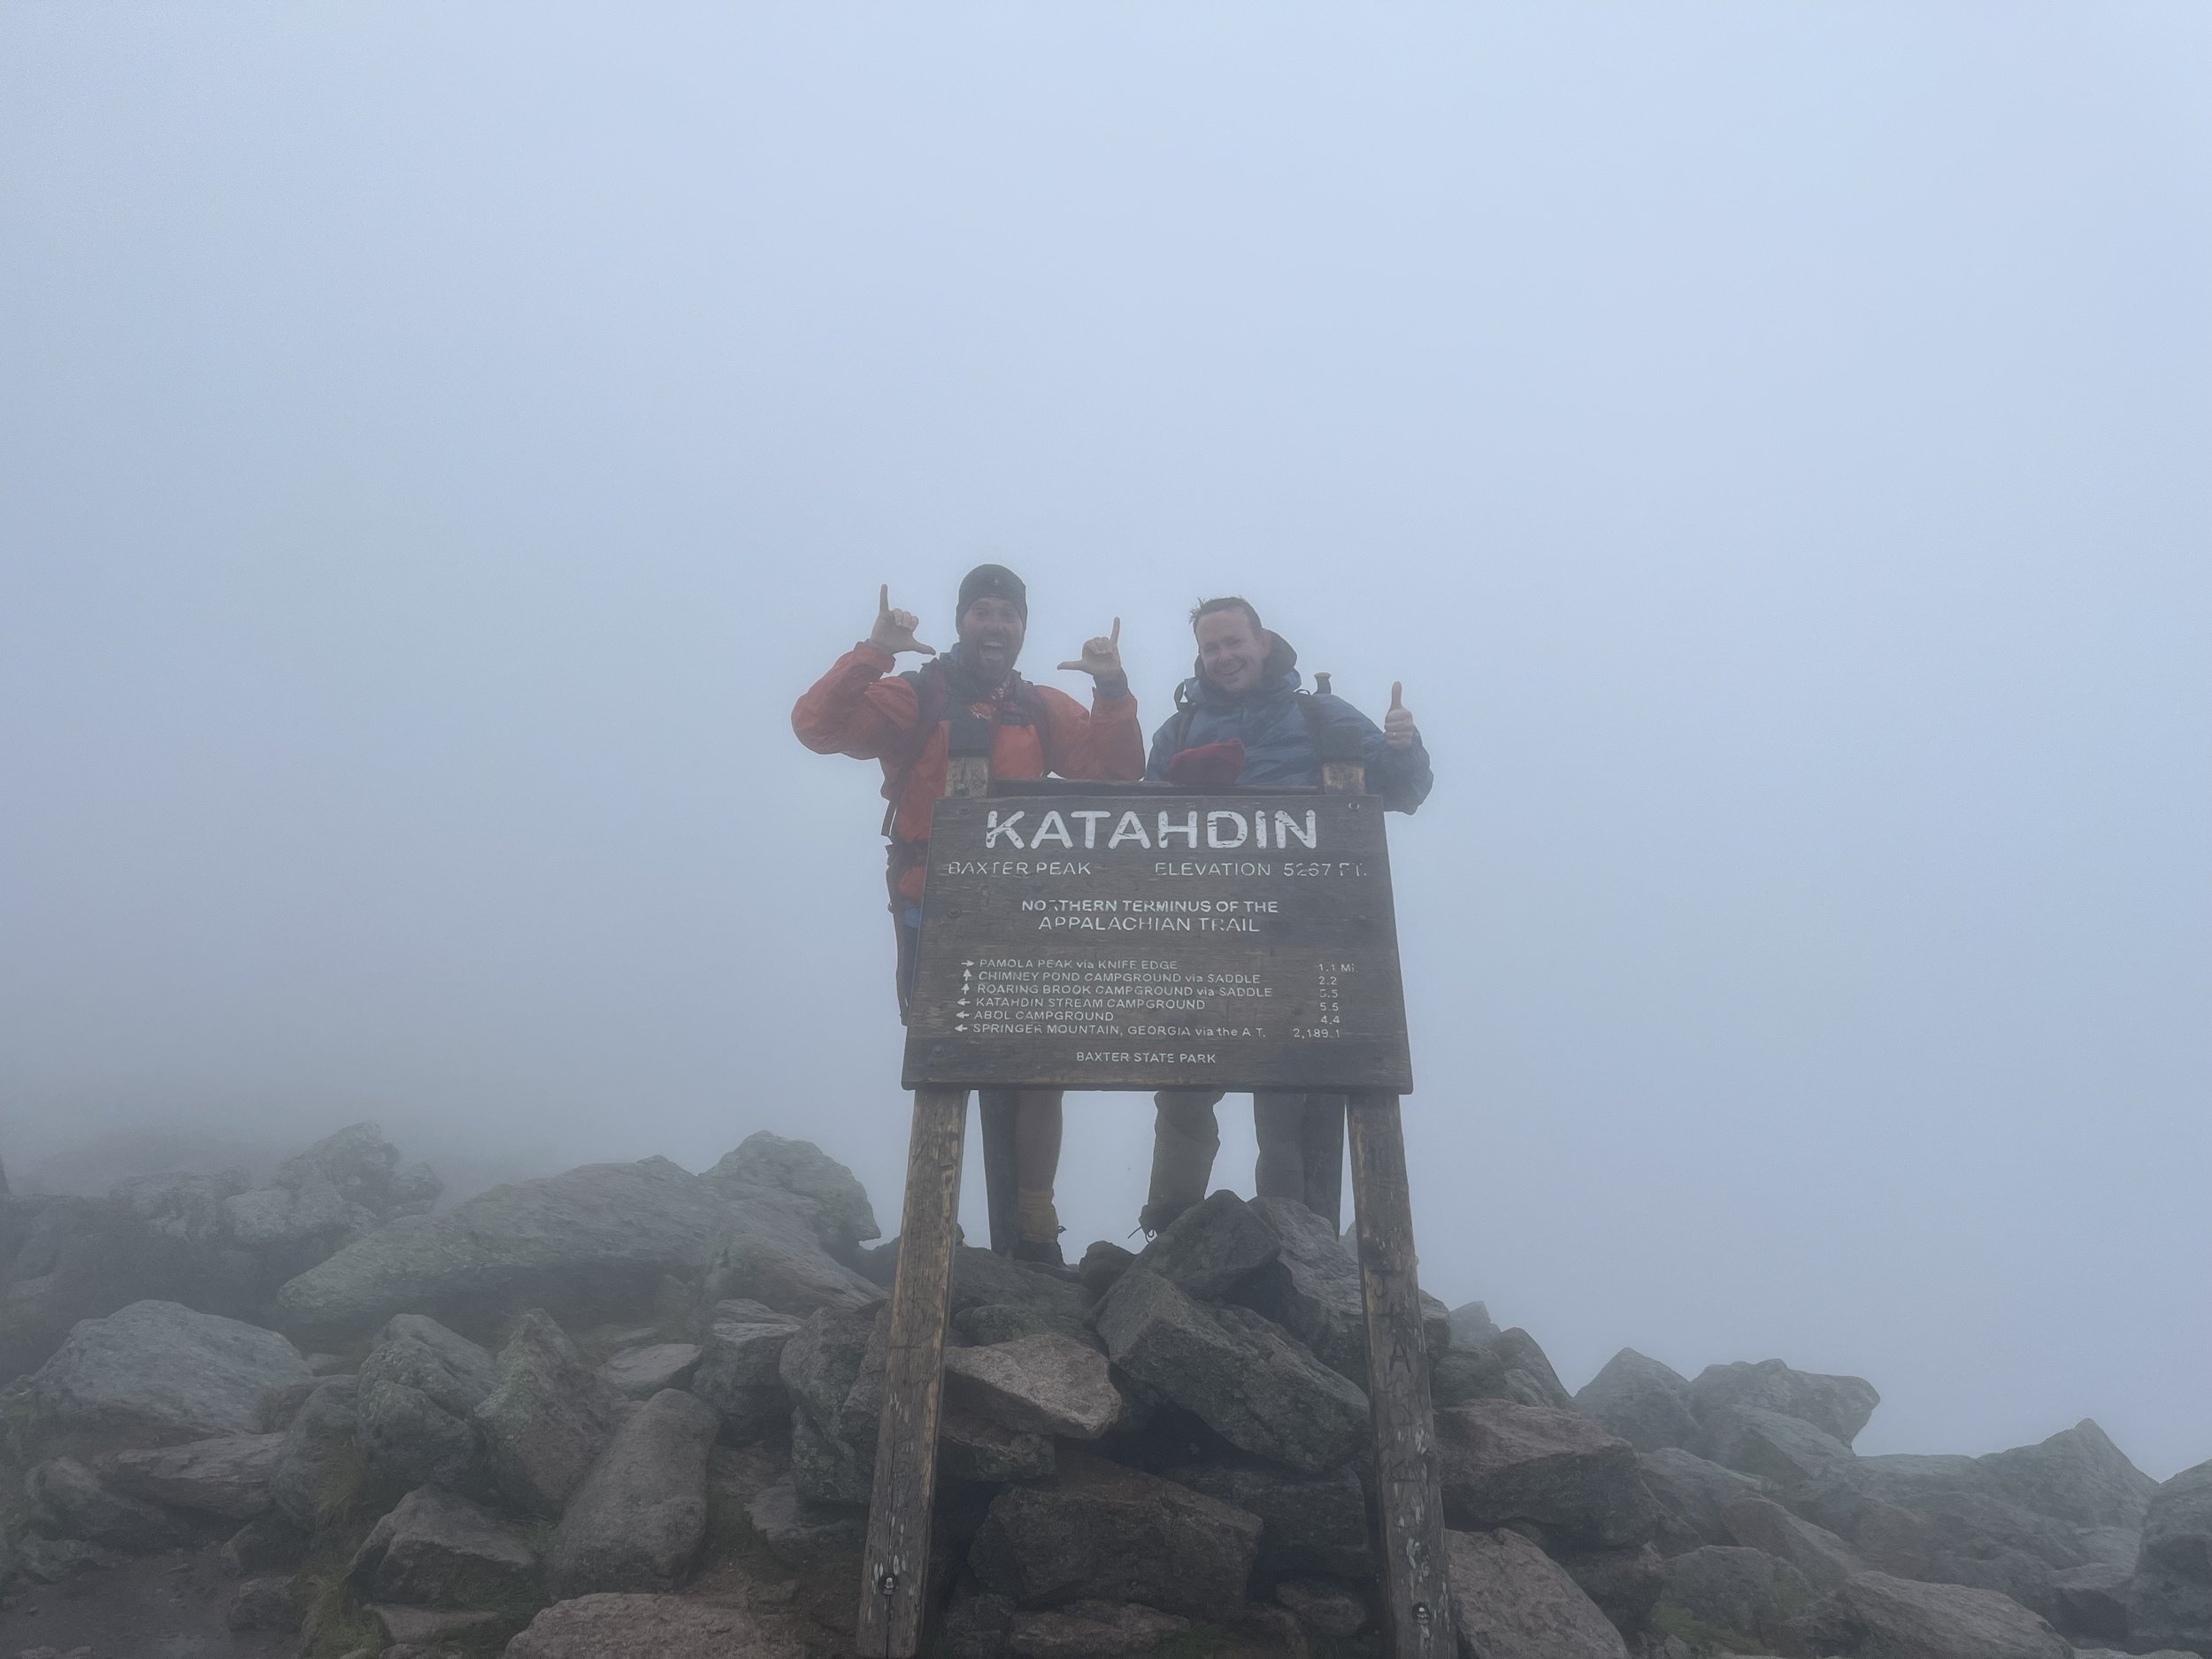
[{"left": 1179, "top": 631, "right": 1301, "bottom": 710}]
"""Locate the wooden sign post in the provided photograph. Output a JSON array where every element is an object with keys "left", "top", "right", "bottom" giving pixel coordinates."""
[{"left": 859, "top": 781, "right": 1454, "bottom": 1659}]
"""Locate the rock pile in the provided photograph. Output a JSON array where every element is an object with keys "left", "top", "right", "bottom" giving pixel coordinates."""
[
  {"left": 1, "top": 1125, "right": 2203, "bottom": 1659},
  {"left": 1, "top": 1122, "right": 439, "bottom": 1381}
]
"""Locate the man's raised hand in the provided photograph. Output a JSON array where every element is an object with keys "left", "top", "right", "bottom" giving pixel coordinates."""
[
  {"left": 1058, "top": 617, "right": 1124, "bottom": 680},
  {"left": 1384, "top": 681, "right": 1418, "bottom": 749},
  {"left": 868, "top": 584, "right": 936, "bottom": 657}
]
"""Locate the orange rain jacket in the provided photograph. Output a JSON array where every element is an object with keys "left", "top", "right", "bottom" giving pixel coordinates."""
[{"left": 793, "top": 642, "right": 1146, "bottom": 902}]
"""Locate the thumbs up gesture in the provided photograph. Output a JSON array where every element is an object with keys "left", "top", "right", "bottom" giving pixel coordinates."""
[
  {"left": 868, "top": 585, "right": 937, "bottom": 657},
  {"left": 1058, "top": 618, "right": 1124, "bottom": 680},
  {"left": 1384, "top": 681, "right": 1417, "bottom": 749}
]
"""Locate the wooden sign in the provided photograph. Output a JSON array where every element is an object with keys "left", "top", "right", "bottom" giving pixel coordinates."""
[{"left": 902, "top": 791, "right": 1413, "bottom": 1092}]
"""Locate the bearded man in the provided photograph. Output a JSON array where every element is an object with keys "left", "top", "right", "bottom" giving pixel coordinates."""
[{"left": 794, "top": 564, "right": 1141, "bottom": 1264}]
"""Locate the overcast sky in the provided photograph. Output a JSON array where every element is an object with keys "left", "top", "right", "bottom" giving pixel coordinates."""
[{"left": 4, "top": 6, "right": 2207, "bottom": 1478}]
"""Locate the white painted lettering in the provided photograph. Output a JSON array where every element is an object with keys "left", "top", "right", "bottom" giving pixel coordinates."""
[{"left": 1108, "top": 810, "right": 1151, "bottom": 849}]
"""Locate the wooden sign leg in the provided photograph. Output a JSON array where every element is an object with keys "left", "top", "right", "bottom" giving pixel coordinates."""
[
  {"left": 1348, "top": 1092, "right": 1457, "bottom": 1659},
  {"left": 856, "top": 1086, "right": 968, "bottom": 1658}
]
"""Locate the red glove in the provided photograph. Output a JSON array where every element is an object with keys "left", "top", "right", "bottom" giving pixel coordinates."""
[{"left": 1165, "top": 740, "right": 1246, "bottom": 786}]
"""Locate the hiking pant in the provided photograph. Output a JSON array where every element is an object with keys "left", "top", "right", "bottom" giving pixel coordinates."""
[
  {"left": 1147, "top": 1090, "right": 1342, "bottom": 1223},
  {"left": 996, "top": 1087, "right": 1063, "bottom": 1246}
]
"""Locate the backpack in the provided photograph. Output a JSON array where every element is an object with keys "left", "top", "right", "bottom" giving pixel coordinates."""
[{"left": 879, "top": 657, "right": 1058, "bottom": 841}]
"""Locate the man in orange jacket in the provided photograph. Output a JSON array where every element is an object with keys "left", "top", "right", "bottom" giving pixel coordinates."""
[{"left": 793, "top": 564, "right": 1143, "bottom": 1266}]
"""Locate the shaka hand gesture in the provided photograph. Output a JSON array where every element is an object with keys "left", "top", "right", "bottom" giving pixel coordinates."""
[
  {"left": 867, "top": 585, "right": 937, "bottom": 657},
  {"left": 1058, "top": 618, "right": 1124, "bottom": 680}
]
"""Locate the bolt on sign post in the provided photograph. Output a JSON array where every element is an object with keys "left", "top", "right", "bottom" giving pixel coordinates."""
[{"left": 859, "top": 781, "right": 1455, "bottom": 1659}]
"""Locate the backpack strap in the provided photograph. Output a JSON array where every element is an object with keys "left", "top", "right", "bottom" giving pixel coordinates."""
[
  {"left": 1164, "top": 684, "right": 1200, "bottom": 762},
  {"left": 1296, "top": 688, "right": 1367, "bottom": 776},
  {"left": 1294, "top": 689, "right": 1334, "bottom": 751},
  {"left": 1019, "top": 680, "right": 1059, "bottom": 777}
]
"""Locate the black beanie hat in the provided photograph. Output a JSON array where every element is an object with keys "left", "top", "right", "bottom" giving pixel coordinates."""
[{"left": 957, "top": 563, "right": 1027, "bottom": 623}]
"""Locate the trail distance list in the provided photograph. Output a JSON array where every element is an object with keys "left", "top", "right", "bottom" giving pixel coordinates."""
[{"left": 902, "top": 793, "right": 1412, "bottom": 1092}]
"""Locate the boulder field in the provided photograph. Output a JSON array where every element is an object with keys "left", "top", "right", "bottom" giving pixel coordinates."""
[{"left": 1, "top": 1125, "right": 2202, "bottom": 1659}]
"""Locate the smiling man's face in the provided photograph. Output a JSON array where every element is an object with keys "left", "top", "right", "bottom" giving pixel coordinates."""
[
  {"left": 957, "top": 595, "right": 1025, "bottom": 681},
  {"left": 1196, "top": 607, "right": 1269, "bottom": 695}
]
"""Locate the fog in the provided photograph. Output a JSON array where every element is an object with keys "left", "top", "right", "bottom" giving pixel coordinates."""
[{"left": 3, "top": 8, "right": 2207, "bottom": 1478}]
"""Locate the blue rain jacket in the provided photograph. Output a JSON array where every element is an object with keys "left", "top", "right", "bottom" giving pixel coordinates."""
[{"left": 1143, "top": 633, "right": 1433, "bottom": 813}]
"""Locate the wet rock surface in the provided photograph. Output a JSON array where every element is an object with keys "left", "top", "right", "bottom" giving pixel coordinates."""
[
  {"left": 1553, "top": 1540, "right": 1663, "bottom": 1637},
  {"left": 15, "top": 1300, "right": 311, "bottom": 1460},
  {"left": 1233, "top": 1194, "right": 1449, "bottom": 1379},
  {"left": 96, "top": 1430, "right": 284, "bottom": 1519},
  {"left": 1718, "top": 1493, "right": 1859, "bottom": 1591},
  {"left": 1165, "top": 1461, "right": 1371, "bottom": 1578},
  {"left": 507, "top": 1590, "right": 807, "bottom": 1657},
  {"left": 1978, "top": 1417, "right": 2161, "bottom": 1530},
  {"left": 1655, "top": 1543, "right": 1816, "bottom": 1649},
  {"left": 1701, "top": 1402, "right": 1856, "bottom": 1487},
  {"left": 1433, "top": 1325, "right": 1575, "bottom": 1412},
  {"left": 1123, "top": 1188, "right": 1280, "bottom": 1299},
  {"left": 1687, "top": 1357, "right": 1881, "bottom": 1448},
  {"left": 1007, "top": 1597, "right": 1193, "bottom": 1656},
  {"left": 1784, "top": 1567, "right": 2073, "bottom": 1658},
  {"left": 701, "top": 1201, "right": 887, "bottom": 1319},
  {"left": 278, "top": 1156, "right": 743, "bottom": 1335},
  {"left": 1640, "top": 1446, "right": 1771, "bottom": 1552},
  {"left": 702, "top": 1129, "right": 880, "bottom": 1260},
  {"left": 1446, "top": 1525, "right": 1630, "bottom": 1659},
  {"left": 474, "top": 1307, "right": 620, "bottom": 1516},
  {"left": 1094, "top": 1267, "right": 1367, "bottom": 1473},
  {"left": 27, "top": 1453, "right": 187, "bottom": 1552},
  {"left": 689, "top": 1297, "right": 804, "bottom": 1439},
  {"left": 970, "top": 1450, "right": 1263, "bottom": 1620},
  {"left": 600, "top": 1339, "right": 702, "bottom": 1398},
  {"left": 1436, "top": 1397, "right": 1653, "bottom": 1547},
  {"left": 546, "top": 1386, "right": 720, "bottom": 1597},
  {"left": 268, "top": 1372, "right": 358, "bottom": 1528},
  {"left": 944, "top": 1331, "right": 1122, "bottom": 1440},
  {"left": 1574, "top": 1348, "right": 1701, "bottom": 1453},
  {"left": 355, "top": 1312, "right": 495, "bottom": 1489},
  {"left": 2131, "top": 1459, "right": 2212, "bottom": 1657},
  {"left": 349, "top": 1481, "right": 538, "bottom": 1607}
]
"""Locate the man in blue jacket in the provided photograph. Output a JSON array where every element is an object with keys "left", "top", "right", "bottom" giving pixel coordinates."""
[{"left": 1141, "top": 595, "right": 1432, "bottom": 1233}]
